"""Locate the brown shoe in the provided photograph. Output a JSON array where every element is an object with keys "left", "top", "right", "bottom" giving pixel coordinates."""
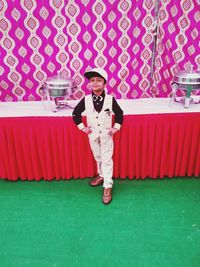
[
  {"left": 102, "top": 188, "right": 112, "bottom": 205},
  {"left": 89, "top": 176, "right": 104, "bottom": 187}
]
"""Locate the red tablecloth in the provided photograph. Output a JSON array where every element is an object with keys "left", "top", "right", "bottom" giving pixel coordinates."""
[{"left": 0, "top": 113, "right": 199, "bottom": 180}]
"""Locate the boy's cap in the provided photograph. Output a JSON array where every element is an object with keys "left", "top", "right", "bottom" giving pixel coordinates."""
[{"left": 84, "top": 68, "right": 108, "bottom": 82}]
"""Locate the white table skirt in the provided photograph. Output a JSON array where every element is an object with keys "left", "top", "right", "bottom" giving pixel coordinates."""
[{"left": 0, "top": 97, "right": 200, "bottom": 117}]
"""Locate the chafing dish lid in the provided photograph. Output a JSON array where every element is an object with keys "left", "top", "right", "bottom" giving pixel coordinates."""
[
  {"left": 44, "top": 71, "right": 73, "bottom": 88},
  {"left": 173, "top": 65, "right": 200, "bottom": 84}
]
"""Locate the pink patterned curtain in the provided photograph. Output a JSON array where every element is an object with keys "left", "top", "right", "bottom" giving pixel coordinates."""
[
  {"left": 151, "top": 0, "right": 200, "bottom": 96},
  {"left": 0, "top": 0, "right": 199, "bottom": 102}
]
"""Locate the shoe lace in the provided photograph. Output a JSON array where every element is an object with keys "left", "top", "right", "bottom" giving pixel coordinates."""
[{"left": 104, "top": 188, "right": 111, "bottom": 196}]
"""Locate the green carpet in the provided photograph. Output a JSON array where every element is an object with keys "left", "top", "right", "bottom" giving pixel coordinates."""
[{"left": 0, "top": 177, "right": 199, "bottom": 267}]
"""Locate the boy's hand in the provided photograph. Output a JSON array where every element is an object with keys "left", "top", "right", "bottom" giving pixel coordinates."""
[
  {"left": 107, "top": 127, "right": 118, "bottom": 136},
  {"left": 82, "top": 127, "right": 92, "bottom": 134}
]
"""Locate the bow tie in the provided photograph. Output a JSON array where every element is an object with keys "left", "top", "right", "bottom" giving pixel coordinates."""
[{"left": 92, "top": 95, "right": 103, "bottom": 102}]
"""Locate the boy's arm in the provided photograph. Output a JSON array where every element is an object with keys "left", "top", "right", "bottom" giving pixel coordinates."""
[
  {"left": 112, "top": 97, "right": 124, "bottom": 130},
  {"left": 72, "top": 98, "right": 85, "bottom": 130}
]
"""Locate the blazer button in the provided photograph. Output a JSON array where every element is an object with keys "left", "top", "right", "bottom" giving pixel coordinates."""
[
  {"left": 96, "top": 116, "right": 98, "bottom": 119},
  {"left": 98, "top": 124, "right": 100, "bottom": 126},
  {"left": 99, "top": 131, "right": 102, "bottom": 134}
]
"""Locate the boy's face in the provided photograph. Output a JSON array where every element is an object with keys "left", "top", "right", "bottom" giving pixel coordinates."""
[{"left": 89, "top": 76, "right": 106, "bottom": 92}]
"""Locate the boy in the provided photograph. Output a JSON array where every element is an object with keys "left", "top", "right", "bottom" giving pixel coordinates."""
[{"left": 72, "top": 68, "right": 123, "bottom": 205}]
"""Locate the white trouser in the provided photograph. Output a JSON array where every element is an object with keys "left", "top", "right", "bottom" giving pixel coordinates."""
[{"left": 89, "top": 135, "right": 114, "bottom": 189}]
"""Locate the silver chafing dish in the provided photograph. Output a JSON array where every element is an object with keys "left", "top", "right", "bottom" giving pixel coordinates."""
[
  {"left": 171, "top": 65, "right": 200, "bottom": 108},
  {"left": 40, "top": 71, "right": 77, "bottom": 112}
]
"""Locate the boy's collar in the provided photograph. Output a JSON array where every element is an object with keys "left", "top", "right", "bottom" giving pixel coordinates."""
[{"left": 92, "top": 90, "right": 105, "bottom": 97}]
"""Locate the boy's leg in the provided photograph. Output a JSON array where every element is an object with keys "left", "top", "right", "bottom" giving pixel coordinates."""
[
  {"left": 89, "top": 137, "right": 104, "bottom": 186},
  {"left": 101, "top": 135, "right": 114, "bottom": 189}
]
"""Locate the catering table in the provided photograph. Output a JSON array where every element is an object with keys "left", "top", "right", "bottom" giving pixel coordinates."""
[{"left": 0, "top": 98, "right": 200, "bottom": 180}]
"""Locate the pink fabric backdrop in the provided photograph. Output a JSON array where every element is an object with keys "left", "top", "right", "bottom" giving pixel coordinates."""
[{"left": 0, "top": 0, "right": 199, "bottom": 102}]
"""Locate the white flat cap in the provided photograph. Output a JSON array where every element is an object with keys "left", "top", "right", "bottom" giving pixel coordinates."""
[{"left": 84, "top": 67, "right": 108, "bottom": 82}]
